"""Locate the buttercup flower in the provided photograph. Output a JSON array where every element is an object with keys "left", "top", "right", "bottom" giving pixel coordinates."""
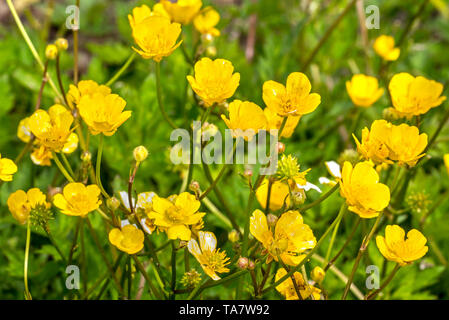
[
  {"left": 53, "top": 183, "right": 102, "bottom": 217},
  {"left": 0, "top": 154, "right": 17, "bottom": 182},
  {"left": 67, "top": 80, "right": 111, "bottom": 110},
  {"left": 148, "top": 192, "right": 205, "bottom": 241},
  {"left": 385, "top": 123, "right": 427, "bottom": 167},
  {"left": 264, "top": 108, "right": 300, "bottom": 138},
  {"left": 193, "top": 6, "right": 220, "bottom": 37},
  {"left": 109, "top": 224, "right": 145, "bottom": 255},
  {"left": 187, "top": 231, "right": 230, "bottom": 280},
  {"left": 275, "top": 268, "right": 321, "bottom": 300},
  {"left": 263, "top": 72, "right": 321, "bottom": 117},
  {"left": 78, "top": 93, "right": 131, "bottom": 136},
  {"left": 256, "top": 179, "right": 291, "bottom": 211},
  {"left": 339, "top": 161, "right": 390, "bottom": 218},
  {"left": 250, "top": 210, "right": 316, "bottom": 266},
  {"left": 187, "top": 58, "right": 240, "bottom": 107},
  {"left": 28, "top": 104, "right": 74, "bottom": 151},
  {"left": 161, "top": 0, "right": 202, "bottom": 24},
  {"left": 130, "top": 15, "right": 182, "bottom": 62},
  {"left": 389, "top": 73, "right": 446, "bottom": 116},
  {"left": 346, "top": 74, "right": 384, "bottom": 107},
  {"left": 221, "top": 100, "right": 266, "bottom": 140},
  {"left": 376, "top": 225, "right": 428, "bottom": 266},
  {"left": 30, "top": 145, "right": 53, "bottom": 166},
  {"left": 7, "top": 188, "right": 50, "bottom": 224},
  {"left": 353, "top": 119, "right": 392, "bottom": 165},
  {"left": 17, "top": 117, "right": 32, "bottom": 143},
  {"left": 128, "top": 4, "right": 169, "bottom": 30},
  {"left": 373, "top": 35, "right": 400, "bottom": 61}
]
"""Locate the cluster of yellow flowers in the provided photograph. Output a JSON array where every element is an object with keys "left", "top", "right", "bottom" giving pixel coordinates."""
[{"left": 4, "top": 0, "right": 446, "bottom": 301}]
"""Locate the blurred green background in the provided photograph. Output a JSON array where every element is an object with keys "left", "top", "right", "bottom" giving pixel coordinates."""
[{"left": 0, "top": 0, "right": 448, "bottom": 299}]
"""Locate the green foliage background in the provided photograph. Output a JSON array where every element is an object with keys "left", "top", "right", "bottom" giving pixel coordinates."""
[{"left": 0, "top": 0, "right": 448, "bottom": 300}]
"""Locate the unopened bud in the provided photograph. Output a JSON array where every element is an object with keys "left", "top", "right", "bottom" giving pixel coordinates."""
[
  {"left": 107, "top": 197, "right": 120, "bottom": 211},
  {"left": 267, "top": 214, "right": 278, "bottom": 228},
  {"left": 337, "top": 149, "right": 359, "bottom": 166},
  {"left": 244, "top": 169, "right": 253, "bottom": 178},
  {"left": 248, "top": 260, "right": 256, "bottom": 270},
  {"left": 228, "top": 229, "right": 240, "bottom": 243},
  {"left": 311, "top": 266, "right": 325, "bottom": 284},
  {"left": 205, "top": 46, "right": 217, "bottom": 58},
  {"left": 291, "top": 189, "right": 306, "bottom": 206},
  {"left": 201, "top": 33, "right": 214, "bottom": 45},
  {"left": 189, "top": 181, "right": 200, "bottom": 193},
  {"left": 237, "top": 257, "right": 249, "bottom": 270},
  {"left": 45, "top": 44, "right": 58, "bottom": 60},
  {"left": 133, "top": 146, "right": 149, "bottom": 162},
  {"left": 55, "top": 38, "right": 69, "bottom": 51},
  {"left": 81, "top": 151, "right": 92, "bottom": 162},
  {"left": 277, "top": 142, "right": 285, "bottom": 154}
]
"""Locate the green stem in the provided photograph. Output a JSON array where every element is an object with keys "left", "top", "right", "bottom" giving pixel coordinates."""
[
  {"left": 132, "top": 255, "right": 164, "bottom": 300},
  {"left": 60, "top": 153, "right": 75, "bottom": 179},
  {"left": 52, "top": 152, "right": 75, "bottom": 182},
  {"left": 44, "top": 227, "right": 67, "bottom": 264},
  {"left": 106, "top": 52, "right": 137, "bottom": 86},
  {"left": 170, "top": 241, "right": 177, "bottom": 299},
  {"left": 324, "top": 207, "right": 345, "bottom": 265},
  {"left": 96, "top": 135, "right": 109, "bottom": 198},
  {"left": 24, "top": 219, "right": 32, "bottom": 300},
  {"left": 300, "top": 184, "right": 339, "bottom": 212},
  {"left": 155, "top": 62, "right": 178, "bottom": 129}
]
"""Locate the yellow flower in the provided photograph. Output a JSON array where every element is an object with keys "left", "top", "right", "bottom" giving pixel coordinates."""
[
  {"left": 187, "top": 231, "right": 230, "bottom": 280},
  {"left": 161, "top": 0, "right": 202, "bottom": 24},
  {"left": 0, "top": 154, "right": 17, "bottom": 182},
  {"left": 250, "top": 210, "right": 316, "bottom": 266},
  {"left": 339, "top": 161, "right": 390, "bottom": 218},
  {"left": 187, "top": 58, "right": 240, "bottom": 107},
  {"left": 109, "top": 224, "right": 145, "bottom": 255},
  {"left": 30, "top": 145, "right": 53, "bottom": 166},
  {"left": 389, "top": 73, "right": 446, "bottom": 116},
  {"left": 311, "top": 266, "right": 325, "bottom": 284},
  {"left": 221, "top": 100, "right": 267, "bottom": 140},
  {"left": 53, "top": 183, "right": 102, "bottom": 217},
  {"left": 130, "top": 15, "right": 182, "bottom": 62},
  {"left": 346, "top": 74, "right": 384, "bottom": 107},
  {"left": 275, "top": 268, "right": 321, "bottom": 300},
  {"left": 128, "top": 4, "right": 170, "bottom": 30},
  {"left": 148, "top": 192, "right": 205, "bottom": 241},
  {"left": 28, "top": 104, "right": 74, "bottom": 152},
  {"left": 385, "top": 123, "right": 427, "bottom": 167},
  {"left": 67, "top": 80, "right": 111, "bottom": 110},
  {"left": 373, "top": 35, "right": 400, "bottom": 61},
  {"left": 263, "top": 72, "right": 321, "bottom": 117},
  {"left": 376, "top": 225, "right": 428, "bottom": 266},
  {"left": 256, "top": 179, "right": 291, "bottom": 211},
  {"left": 444, "top": 154, "right": 449, "bottom": 175},
  {"left": 264, "top": 108, "right": 300, "bottom": 138},
  {"left": 62, "top": 132, "right": 79, "bottom": 154},
  {"left": 17, "top": 117, "right": 32, "bottom": 143},
  {"left": 78, "top": 93, "right": 131, "bottom": 136},
  {"left": 7, "top": 188, "right": 50, "bottom": 224},
  {"left": 193, "top": 6, "right": 220, "bottom": 37},
  {"left": 353, "top": 119, "right": 392, "bottom": 165}
]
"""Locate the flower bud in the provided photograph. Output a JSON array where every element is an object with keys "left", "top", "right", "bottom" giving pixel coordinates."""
[
  {"left": 311, "top": 266, "right": 325, "bottom": 284},
  {"left": 266, "top": 214, "right": 278, "bottom": 228},
  {"left": 291, "top": 188, "right": 306, "bottom": 206},
  {"left": 277, "top": 142, "right": 285, "bottom": 154},
  {"left": 248, "top": 260, "right": 256, "bottom": 270},
  {"left": 337, "top": 149, "right": 359, "bottom": 166},
  {"left": 228, "top": 229, "right": 240, "bottom": 243},
  {"left": 107, "top": 197, "right": 120, "bottom": 211},
  {"left": 189, "top": 180, "right": 200, "bottom": 193},
  {"left": 133, "top": 146, "right": 149, "bottom": 162},
  {"left": 201, "top": 33, "right": 214, "bottom": 45},
  {"left": 244, "top": 169, "right": 253, "bottom": 178},
  {"left": 81, "top": 151, "right": 92, "bottom": 162},
  {"left": 55, "top": 38, "right": 69, "bottom": 51},
  {"left": 237, "top": 257, "right": 249, "bottom": 270},
  {"left": 45, "top": 44, "right": 58, "bottom": 60},
  {"left": 205, "top": 46, "right": 217, "bottom": 58}
]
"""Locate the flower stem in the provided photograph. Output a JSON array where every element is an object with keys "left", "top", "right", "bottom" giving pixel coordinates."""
[
  {"left": 24, "top": 219, "right": 32, "bottom": 300},
  {"left": 170, "top": 241, "right": 177, "bottom": 299},
  {"left": 132, "top": 255, "right": 164, "bottom": 300},
  {"left": 155, "top": 62, "right": 178, "bottom": 129},
  {"left": 52, "top": 152, "right": 75, "bottom": 182},
  {"left": 106, "top": 52, "right": 137, "bottom": 86},
  {"left": 300, "top": 183, "right": 339, "bottom": 212},
  {"left": 96, "top": 135, "right": 109, "bottom": 198}
]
